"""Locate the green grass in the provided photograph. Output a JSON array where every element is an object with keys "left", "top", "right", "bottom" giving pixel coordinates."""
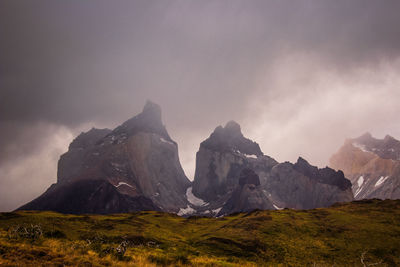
[{"left": 0, "top": 199, "right": 399, "bottom": 266}]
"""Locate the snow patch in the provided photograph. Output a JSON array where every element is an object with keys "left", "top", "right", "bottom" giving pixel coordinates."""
[
  {"left": 354, "top": 188, "right": 362, "bottom": 197},
  {"left": 160, "top": 137, "right": 175, "bottom": 146},
  {"left": 354, "top": 175, "right": 365, "bottom": 197},
  {"left": 354, "top": 185, "right": 364, "bottom": 197},
  {"left": 352, "top": 143, "right": 369, "bottom": 152},
  {"left": 375, "top": 176, "right": 389, "bottom": 187},
  {"left": 186, "top": 187, "right": 208, "bottom": 206},
  {"left": 262, "top": 190, "right": 272, "bottom": 197},
  {"left": 233, "top": 149, "right": 258, "bottom": 159},
  {"left": 177, "top": 205, "right": 195, "bottom": 216},
  {"left": 212, "top": 207, "right": 222, "bottom": 214},
  {"left": 357, "top": 176, "right": 364, "bottom": 187},
  {"left": 115, "top": 182, "right": 134, "bottom": 188}
]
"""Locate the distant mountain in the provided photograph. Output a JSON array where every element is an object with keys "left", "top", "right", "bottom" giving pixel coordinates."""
[
  {"left": 186, "top": 121, "right": 353, "bottom": 217},
  {"left": 330, "top": 133, "right": 400, "bottom": 200},
  {"left": 19, "top": 101, "right": 191, "bottom": 214}
]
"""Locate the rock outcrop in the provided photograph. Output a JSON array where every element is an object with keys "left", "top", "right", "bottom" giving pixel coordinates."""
[
  {"left": 189, "top": 121, "right": 353, "bottom": 216},
  {"left": 20, "top": 101, "right": 191, "bottom": 213},
  {"left": 330, "top": 133, "right": 400, "bottom": 200}
]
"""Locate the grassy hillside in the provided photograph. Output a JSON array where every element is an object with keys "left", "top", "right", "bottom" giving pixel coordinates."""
[{"left": 0, "top": 199, "right": 399, "bottom": 266}]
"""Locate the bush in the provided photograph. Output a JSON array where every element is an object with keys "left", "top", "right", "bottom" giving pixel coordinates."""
[{"left": 7, "top": 224, "right": 43, "bottom": 242}]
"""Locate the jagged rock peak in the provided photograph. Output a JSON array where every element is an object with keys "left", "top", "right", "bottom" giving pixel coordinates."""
[
  {"left": 142, "top": 100, "right": 162, "bottom": 123},
  {"left": 294, "top": 157, "right": 351, "bottom": 190},
  {"left": 224, "top": 120, "right": 242, "bottom": 136},
  {"left": 114, "top": 100, "right": 172, "bottom": 141},
  {"left": 353, "top": 132, "right": 400, "bottom": 145},
  {"left": 350, "top": 132, "right": 400, "bottom": 160},
  {"left": 296, "top": 156, "right": 309, "bottom": 165},
  {"left": 384, "top": 134, "right": 395, "bottom": 141},
  {"left": 201, "top": 121, "right": 263, "bottom": 156},
  {"left": 351, "top": 132, "right": 374, "bottom": 146}
]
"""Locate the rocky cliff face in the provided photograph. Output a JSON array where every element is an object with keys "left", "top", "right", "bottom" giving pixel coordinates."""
[
  {"left": 330, "top": 133, "right": 400, "bottom": 200},
  {"left": 188, "top": 122, "right": 353, "bottom": 216},
  {"left": 192, "top": 121, "right": 276, "bottom": 203},
  {"left": 20, "top": 101, "right": 191, "bottom": 213}
]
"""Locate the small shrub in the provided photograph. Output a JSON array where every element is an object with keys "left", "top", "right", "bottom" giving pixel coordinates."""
[
  {"left": 114, "top": 240, "right": 129, "bottom": 260},
  {"left": 7, "top": 224, "right": 43, "bottom": 242}
]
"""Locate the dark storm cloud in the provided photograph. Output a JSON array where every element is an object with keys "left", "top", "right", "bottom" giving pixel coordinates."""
[{"left": 1, "top": 0, "right": 400, "bottom": 211}]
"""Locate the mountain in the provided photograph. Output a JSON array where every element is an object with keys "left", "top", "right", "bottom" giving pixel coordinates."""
[
  {"left": 19, "top": 103, "right": 354, "bottom": 216},
  {"left": 330, "top": 133, "right": 400, "bottom": 200},
  {"left": 187, "top": 121, "right": 353, "bottom": 216},
  {"left": 19, "top": 101, "right": 191, "bottom": 214}
]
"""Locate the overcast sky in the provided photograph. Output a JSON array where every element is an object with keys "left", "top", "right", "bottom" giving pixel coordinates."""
[{"left": 1, "top": 0, "right": 400, "bottom": 211}]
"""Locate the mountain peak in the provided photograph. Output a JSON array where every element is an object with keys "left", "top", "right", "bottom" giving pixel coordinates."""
[
  {"left": 114, "top": 101, "right": 172, "bottom": 141},
  {"left": 384, "top": 134, "right": 395, "bottom": 141},
  {"left": 296, "top": 156, "right": 309, "bottom": 165},
  {"left": 142, "top": 100, "right": 162, "bottom": 121},
  {"left": 201, "top": 121, "right": 263, "bottom": 155},
  {"left": 224, "top": 120, "right": 242, "bottom": 135},
  {"left": 354, "top": 132, "right": 373, "bottom": 143}
]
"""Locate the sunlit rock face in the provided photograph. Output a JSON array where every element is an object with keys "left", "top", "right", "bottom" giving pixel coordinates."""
[
  {"left": 20, "top": 101, "right": 191, "bottom": 213},
  {"left": 330, "top": 133, "right": 400, "bottom": 200},
  {"left": 192, "top": 122, "right": 353, "bottom": 216}
]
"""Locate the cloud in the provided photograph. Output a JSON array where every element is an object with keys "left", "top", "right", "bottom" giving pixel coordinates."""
[
  {"left": 245, "top": 54, "right": 400, "bottom": 165},
  {"left": 1, "top": 0, "right": 400, "bottom": 210},
  {"left": 0, "top": 123, "right": 75, "bottom": 211}
]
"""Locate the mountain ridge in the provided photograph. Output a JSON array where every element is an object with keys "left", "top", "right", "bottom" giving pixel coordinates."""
[
  {"left": 20, "top": 101, "right": 354, "bottom": 216},
  {"left": 330, "top": 132, "right": 400, "bottom": 200}
]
